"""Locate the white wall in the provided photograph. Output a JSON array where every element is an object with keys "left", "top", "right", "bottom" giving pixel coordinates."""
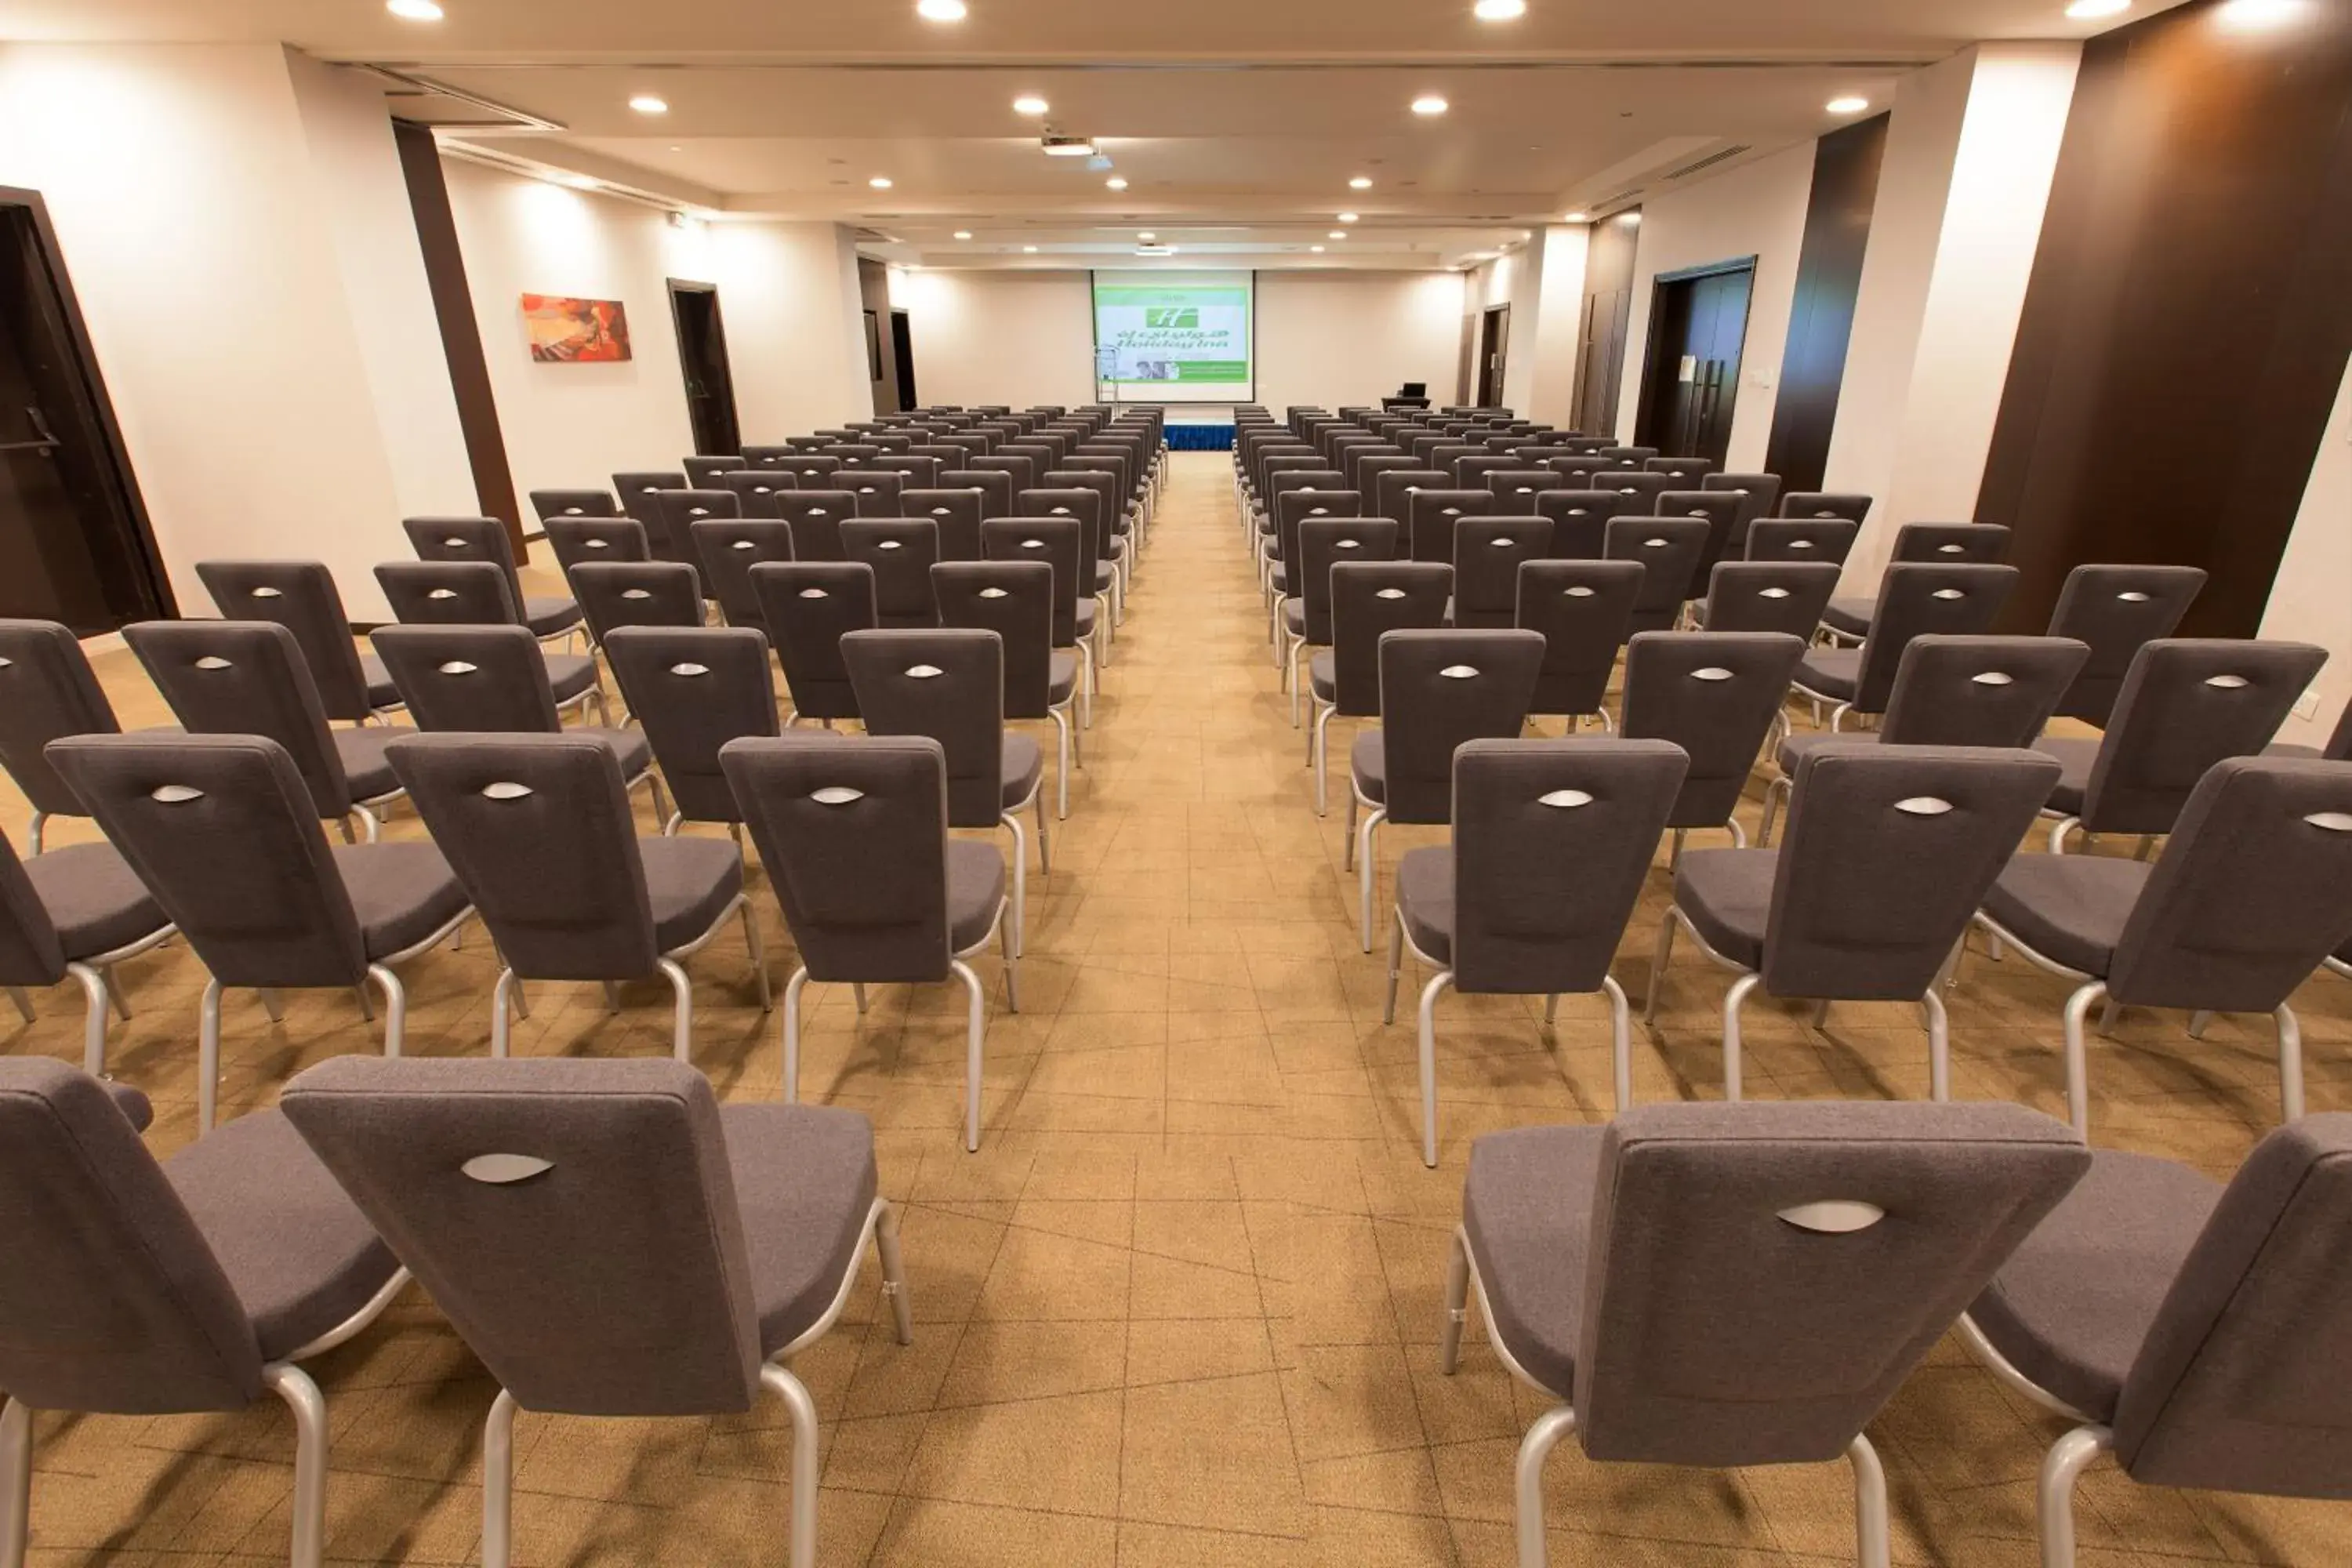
[
  {"left": 706, "top": 220, "right": 873, "bottom": 440},
  {"left": 2258, "top": 355, "right": 2352, "bottom": 746},
  {"left": 889, "top": 269, "right": 1098, "bottom": 410},
  {"left": 1612, "top": 141, "right": 1818, "bottom": 470},
  {"left": 0, "top": 43, "right": 473, "bottom": 619},
  {"left": 1526, "top": 225, "right": 1591, "bottom": 429},
  {"left": 1256, "top": 270, "right": 1465, "bottom": 416}
]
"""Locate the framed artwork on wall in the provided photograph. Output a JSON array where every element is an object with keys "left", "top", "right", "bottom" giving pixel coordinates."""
[{"left": 521, "top": 294, "right": 633, "bottom": 362}]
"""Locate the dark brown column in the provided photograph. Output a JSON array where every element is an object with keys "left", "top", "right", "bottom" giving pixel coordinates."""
[{"left": 1766, "top": 114, "right": 1889, "bottom": 494}]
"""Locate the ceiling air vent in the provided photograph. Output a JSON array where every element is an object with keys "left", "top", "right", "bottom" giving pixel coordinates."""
[{"left": 1663, "top": 145, "right": 1752, "bottom": 181}]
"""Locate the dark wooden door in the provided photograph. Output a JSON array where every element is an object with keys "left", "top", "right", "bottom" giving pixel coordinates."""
[
  {"left": 1570, "top": 209, "right": 1641, "bottom": 437},
  {"left": 666, "top": 281, "right": 741, "bottom": 456},
  {"left": 1476, "top": 305, "right": 1510, "bottom": 408},
  {"left": 1637, "top": 261, "right": 1754, "bottom": 467}
]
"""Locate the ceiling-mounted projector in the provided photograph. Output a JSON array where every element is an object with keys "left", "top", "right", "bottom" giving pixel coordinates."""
[{"left": 1042, "top": 134, "right": 1098, "bottom": 156}]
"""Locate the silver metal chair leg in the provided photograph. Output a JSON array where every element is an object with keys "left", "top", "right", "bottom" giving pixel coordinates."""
[
  {"left": 1314, "top": 705, "right": 1336, "bottom": 814},
  {"left": 951, "top": 957, "right": 986, "bottom": 1152},
  {"left": 1848, "top": 1431, "right": 1892, "bottom": 1568},
  {"left": 741, "top": 902, "right": 773, "bottom": 1011},
  {"left": 659, "top": 956, "right": 694, "bottom": 1062},
  {"left": 2038, "top": 1424, "right": 2114, "bottom": 1568},
  {"left": 261, "top": 1362, "right": 330, "bottom": 1568},
  {"left": 67, "top": 963, "right": 109, "bottom": 1076},
  {"left": 1515, "top": 1406, "right": 1579, "bottom": 1568},
  {"left": 199, "top": 977, "right": 225, "bottom": 1131},
  {"left": 1602, "top": 974, "right": 1632, "bottom": 1114},
  {"left": 1, "top": 1396, "right": 30, "bottom": 1568},
  {"left": 354, "top": 803, "right": 383, "bottom": 844},
  {"left": 1384, "top": 908, "right": 1405, "bottom": 1025},
  {"left": 780, "top": 966, "right": 811, "bottom": 1102},
  {"left": 2062, "top": 980, "right": 2107, "bottom": 1138},
  {"left": 1439, "top": 1226, "right": 1471, "bottom": 1374},
  {"left": 1758, "top": 774, "right": 1790, "bottom": 848},
  {"left": 2187, "top": 1008, "right": 2212, "bottom": 1038},
  {"left": 875, "top": 1200, "right": 915, "bottom": 1345},
  {"left": 854, "top": 982, "right": 868, "bottom": 1014},
  {"left": 1051, "top": 708, "right": 1072, "bottom": 819},
  {"left": 757, "top": 1363, "right": 822, "bottom": 1568},
  {"left": 1922, "top": 985, "right": 1950, "bottom": 1102},
  {"left": 1417, "top": 969, "right": 1455, "bottom": 1168},
  {"left": 2097, "top": 995, "right": 2122, "bottom": 1036},
  {"left": 1357, "top": 807, "right": 1385, "bottom": 952},
  {"left": 336, "top": 814, "right": 358, "bottom": 845},
  {"left": 1001, "top": 912, "right": 1020, "bottom": 1014},
  {"left": 259, "top": 988, "right": 285, "bottom": 1023},
  {"left": 368, "top": 964, "right": 406, "bottom": 1057},
  {"left": 2275, "top": 1002, "right": 2305, "bottom": 1123},
  {"left": 1034, "top": 789, "right": 1051, "bottom": 875},
  {"left": 491, "top": 967, "right": 523, "bottom": 1058},
  {"left": 1001, "top": 811, "right": 1029, "bottom": 958},
  {"left": 24, "top": 811, "right": 45, "bottom": 858},
  {"left": 1722, "top": 971, "right": 1762, "bottom": 1102},
  {"left": 1642, "top": 912, "right": 1679, "bottom": 1022},
  {"left": 482, "top": 1388, "right": 518, "bottom": 1568}
]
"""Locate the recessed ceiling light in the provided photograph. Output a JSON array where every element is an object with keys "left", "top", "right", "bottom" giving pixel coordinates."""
[
  {"left": 1012, "top": 96, "right": 1050, "bottom": 115},
  {"left": 953, "top": 230, "right": 973, "bottom": 239},
  {"left": 628, "top": 94, "right": 668, "bottom": 114},
  {"left": 1475, "top": 0, "right": 1527, "bottom": 15},
  {"left": 1106, "top": 176, "right": 1128, "bottom": 190},
  {"left": 386, "top": 0, "right": 442, "bottom": 17},
  {"left": 1563, "top": 210, "right": 1588, "bottom": 222},
  {"left": 2063, "top": 0, "right": 2129, "bottom": 13},
  {"left": 869, "top": 176, "right": 894, "bottom": 189},
  {"left": 1411, "top": 95, "right": 1450, "bottom": 116},
  {"left": 1310, "top": 245, "right": 1326, "bottom": 253},
  {"left": 1138, "top": 231, "right": 1156, "bottom": 240},
  {"left": 1349, "top": 176, "right": 1373, "bottom": 190},
  {"left": 1826, "top": 96, "right": 1871, "bottom": 114},
  {"left": 1329, "top": 230, "right": 1348, "bottom": 240},
  {"left": 916, "top": 0, "right": 967, "bottom": 18},
  {"left": 2216, "top": 0, "right": 2303, "bottom": 27},
  {"left": 1023, "top": 245, "right": 1039, "bottom": 252},
  {"left": 1338, "top": 212, "right": 1359, "bottom": 223}
]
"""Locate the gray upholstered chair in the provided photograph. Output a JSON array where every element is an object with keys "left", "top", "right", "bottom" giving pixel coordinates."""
[
  {"left": 401, "top": 516, "right": 581, "bottom": 646},
  {"left": 196, "top": 561, "right": 401, "bottom": 723},
  {"left": 717, "top": 467, "right": 794, "bottom": 518},
  {"left": 776, "top": 490, "right": 857, "bottom": 561},
  {"left": 1791, "top": 563, "right": 2019, "bottom": 731},
  {"left": 1446, "top": 1100, "right": 2087, "bottom": 1568},
  {"left": 1603, "top": 517, "right": 1710, "bottom": 635},
  {"left": 1407, "top": 488, "right": 1489, "bottom": 567},
  {"left": 1311, "top": 561, "right": 1453, "bottom": 817},
  {"left": 682, "top": 455, "right": 743, "bottom": 488},
  {"left": 2034, "top": 638, "right": 2328, "bottom": 855},
  {"left": 1387, "top": 739, "right": 1688, "bottom": 1163},
  {"left": 383, "top": 732, "right": 769, "bottom": 1062},
  {"left": 1820, "top": 521, "right": 2009, "bottom": 643},
  {"left": 690, "top": 517, "right": 795, "bottom": 632},
  {"left": 1451, "top": 517, "right": 1553, "bottom": 631},
  {"left": 370, "top": 622, "right": 666, "bottom": 821},
  {"left": 612, "top": 470, "right": 687, "bottom": 532},
  {"left": 840, "top": 628, "right": 1045, "bottom": 958},
  {"left": 1759, "top": 634, "right": 2092, "bottom": 846},
  {"left": 1350, "top": 630, "right": 1544, "bottom": 952},
  {"left": 1701, "top": 470, "right": 1781, "bottom": 554},
  {"left": 641, "top": 488, "right": 739, "bottom": 571},
  {"left": 1777, "top": 489, "right": 1872, "bottom": 524},
  {"left": 1270, "top": 481, "right": 1357, "bottom": 663},
  {"left": 1647, "top": 742, "right": 2061, "bottom": 1102},
  {"left": 372, "top": 561, "right": 609, "bottom": 726},
  {"left": 1593, "top": 470, "right": 1675, "bottom": 513},
  {"left": 599, "top": 626, "right": 779, "bottom": 837},
  {"left": 529, "top": 487, "right": 619, "bottom": 527},
  {"left": 878, "top": 453, "right": 943, "bottom": 492},
  {"left": 1044, "top": 469, "right": 1129, "bottom": 619},
  {"left": 1657, "top": 488, "right": 1745, "bottom": 579},
  {"left": 1484, "top": 470, "right": 1563, "bottom": 511},
  {"left": 902, "top": 488, "right": 985, "bottom": 561},
  {"left": 276, "top": 1055, "right": 902, "bottom": 1568},
  {"left": 1516, "top": 559, "right": 1642, "bottom": 731},
  {"left": 768, "top": 452, "right": 841, "bottom": 488},
  {"left": 542, "top": 516, "right": 651, "bottom": 598},
  {"left": 123, "top": 619, "right": 412, "bottom": 843},
  {"left": 750, "top": 561, "right": 875, "bottom": 729},
  {"left": 1959, "top": 1112, "right": 2352, "bottom": 1567},
  {"left": 45, "top": 733, "right": 473, "bottom": 1129},
  {"left": 932, "top": 561, "right": 1080, "bottom": 818},
  {"left": 567, "top": 559, "right": 705, "bottom": 653},
  {"left": 1646, "top": 454, "right": 1715, "bottom": 485},
  {"left": 982, "top": 517, "right": 1097, "bottom": 724},
  {"left": 1618, "top": 630, "right": 1807, "bottom": 861},
  {"left": 0, "top": 1057, "right": 408, "bottom": 1568},
  {"left": 2042, "top": 563, "right": 2207, "bottom": 726},
  {"left": 0, "top": 619, "right": 150, "bottom": 854},
  {"left": 940, "top": 468, "right": 1013, "bottom": 526},
  {"left": 1744, "top": 516, "right": 1859, "bottom": 566},
  {"left": 1693, "top": 559, "right": 1840, "bottom": 638},
  {"left": 1290, "top": 517, "right": 1399, "bottom": 728},
  {"left": 1975, "top": 756, "right": 2352, "bottom": 1136},
  {"left": 840, "top": 467, "right": 906, "bottom": 519},
  {"left": 0, "top": 821, "right": 172, "bottom": 1079},
  {"left": 724, "top": 735, "right": 1015, "bottom": 1151},
  {"left": 843, "top": 517, "right": 941, "bottom": 630}
]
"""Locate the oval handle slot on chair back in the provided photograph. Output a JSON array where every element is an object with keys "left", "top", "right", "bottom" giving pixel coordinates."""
[
  {"left": 1930, "top": 588, "right": 1965, "bottom": 600},
  {"left": 811, "top": 786, "right": 864, "bottom": 806},
  {"left": 437, "top": 660, "right": 478, "bottom": 675},
  {"left": 2205, "top": 673, "right": 2249, "bottom": 689},
  {"left": 482, "top": 782, "right": 534, "bottom": 800},
  {"left": 1538, "top": 789, "right": 1593, "bottom": 808},
  {"left": 2304, "top": 812, "right": 2352, "bottom": 833},
  {"left": 906, "top": 664, "right": 945, "bottom": 679},
  {"left": 1972, "top": 671, "right": 2014, "bottom": 687},
  {"left": 194, "top": 655, "right": 233, "bottom": 670},
  {"left": 1895, "top": 797, "right": 1954, "bottom": 816},
  {"left": 250, "top": 586, "right": 284, "bottom": 599},
  {"left": 462, "top": 1153, "right": 553, "bottom": 1185},
  {"left": 670, "top": 662, "right": 710, "bottom": 677},
  {"left": 2118, "top": 590, "right": 2151, "bottom": 602},
  {"left": 1778, "top": 1200, "right": 1885, "bottom": 1234},
  {"left": 1692, "top": 666, "right": 1733, "bottom": 682},
  {"left": 1759, "top": 586, "right": 1789, "bottom": 599},
  {"left": 1439, "top": 665, "right": 1479, "bottom": 680},
  {"left": 150, "top": 784, "right": 204, "bottom": 804}
]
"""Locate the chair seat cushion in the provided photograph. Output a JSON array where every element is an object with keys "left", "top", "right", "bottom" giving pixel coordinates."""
[
  {"left": 361, "top": 655, "right": 401, "bottom": 713},
  {"left": 544, "top": 652, "right": 600, "bottom": 704},
  {"left": 332, "top": 724, "right": 414, "bottom": 804},
  {"left": 1075, "top": 601, "right": 1098, "bottom": 639},
  {"left": 332, "top": 842, "right": 470, "bottom": 960},
  {"left": 1672, "top": 848, "right": 1776, "bottom": 971},
  {"left": 1349, "top": 730, "right": 1385, "bottom": 804},
  {"left": 1820, "top": 596, "right": 1873, "bottom": 638},
  {"left": 1461, "top": 1123, "right": 1605, "bottom": 1400},
  {"left": 1310, "top": 652, "right": 1336, "bottom": 703},
  {"left": 1000, "top": 735, "right": 1044, "bottom": 810},
  {"left": 1269, "top": 566, "right": 1289, "bottom": 596},
  {"left": 1969, "top": 1149, "right": 2220, "bottom": 1422},
  {"left": 2033, "top": 735, "right": 2099, "bottom": 818},
  {"left": 719, "top": 1103, "right": 880, "bottom": 1357},
  {"left": 1773, "top": 728, "right": 1878, "bottom": 775},
  {"left": 1793, "top": 648, "right": 1861, "bottom": 702},
  {"left": 578, "top": 727, "right": 654, "bottom": 782},
  {"left": 165, "top": 1109, "right": 401, "bottom": 1362},
  {"left": 1048, "top": 652, "right": 1078, "bottom": 706},
  {"left": 27, "top": 842, "right": 167, "bottom": 963},
  {"left": 1283, "top": 598, "right": 1305, "bottom": 637},
  {"left": 1095, "top": 563, "right": 1116, "bottom": 593},
  {"left": 1396, "top": 847, "right": 1453, "bottom": 964},
  {"left": 524, "top": 595, "right": 583, "bottom": 639},
  {"left": 1980, "top": 853, "right": 2150, "bottom": 978},
  {"left": 948, "top": 840, "right": 1008, "bottom": 953},
  {"left": 641, "top": 836, "right": 746, "bottom": 953}
]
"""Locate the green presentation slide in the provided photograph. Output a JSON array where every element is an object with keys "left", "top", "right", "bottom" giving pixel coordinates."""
[{"left": 1092, "top": 271, "right": 1254, "bottom": 401}]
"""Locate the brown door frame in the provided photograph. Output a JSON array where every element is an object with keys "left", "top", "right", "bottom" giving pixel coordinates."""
[
  {"left": 665, "top": 278, "right": 742, "bottom": 456},
  {"left": 1634, "top": 256, "right": 1756, "bottom": 460}
]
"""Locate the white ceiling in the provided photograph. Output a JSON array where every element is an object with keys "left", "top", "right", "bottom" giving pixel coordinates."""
[{"left": 6, "top": 0, "right": 2168, "bottom": 270}]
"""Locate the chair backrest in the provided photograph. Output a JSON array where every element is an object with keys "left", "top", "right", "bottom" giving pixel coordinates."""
[
  {"left": 1447, "top": 738, "right": 1688, "bottom": 994},
  {"left": 1518, "top": 559, "right": 1643, "bottom": 720},
  {"left": 2043, "top": 563, "right": 2208, "bottom": 725},
  {"left": 0, "top": 619, "right": 122, "bottom": 821},
  {"left": 740, "top": 445, "right": 801, "bottom": 470},
  {"left": 721, "top": 735, "right": 958, "bottom": 984},
  {"left": 1548, "top": 453, "right": 1614, "bottom": 486},
  {"left": 970, "top": 452, "right": 1036, "bottom": 496},
  {"left": 843, "top": 518, "right": 942, "bottom": 626},
  {"left": 1849, "top": 563, "right": 2020, "bottom": 714},
  {"left": 1536, "top": 488, "right": 1635, "bottom": 560},
  {"left": 1702, "top": 471, "right": 1782, "bottom": 551},
  {"left": 839, "top": 628, "right": 1005, "bottom": 829},
  {"left": 1018, "top": 488, "right": 1105, "bottom": 586},
  {"left": 1329, "top": 562, "right": 1452, "bottom": 717},
  {"left": 821, "top": 442, "right": 884, "bottom": 470},
  {"left": 1596, "top": 470, "right": 1676, "bottom": 510},
  {"left": 1451, "top": 517, "right": 1552, "bottom": 629},
  {"left": 279, "top": 1055, "right": 764, "bottom": 1416},
  {"left": 1454, "top": 452, "right": 1517, "bottom": 488},
  {"left": 2103, "top": 757, "right": 2352, "bottom": 1011},
  {"left": 681, "top": 456, "right": 742, "bottom": 488},
  {"left": 0, "top": 823, "right": 66, "bottom": 983},
  {"left": 1876, "top": 634, "right": 2091, "bottom": 747},
  {"left": 1044, "top": 470, "right": 1123, "bottom": 541},
  {"left": 1407, "top": 490, "right": 1489, "bottom": 566},
  {"left": 902, "top": 488, "right": 985, "bottom": 561},
  {"left": 2079, "top": 638, "right": 2328, "bottom": 835},
  {"left": 194, "top": 561, "right": 373, "bottom": 722},
  {"left": 1697, "top": 561, "right": 1841, "bottom": 639},
  {"left": 1351, "top": 452, "right": 1419, "bottom": 500},
  {"left": 544, "top": 517, "right": 652, "bottom": 581},
  {"left": 1575, "top": 1100, "right": 2087, "bottom": 1465},
  {"left": 749, "top": 561, "right": 876, "bottom": 724},
  {"left": 1298, "top": 518, "right": 1399, "bottom": 647},
  {"left": 1645, "top": 456, "right": 1715, "bottom": 484},
  {"left": 717, "top": 469, "right": 794, "bottom": 518},
  {"left": 1621, "top": 631, "right": 1807, "bottom": 829},
  {"left": 1778, "top": 491, "right": 1872, "bottom": 523},
  {"left": 0, "top": 1056, "right": 268, "bottom": 1412},
  {"left": 1274, "top": 482, "right": 1358, "bottom": 577},
  {"left": 375, "top": 559, "right": 521, "bottom": 628},
  {"left": 45, "top": 732, "right": 367, "bottom": 988},
  {"left": 612, "top": 471, "right": 686, "bottom": 525},
  {"left": 385, "top": 732, "right": 658, "bottom": 981},
  {"left": 1375, "top": 629, "right": 1544, "bottom": 823},
  {"left": 777, "top": 491, "right": 857, "bottom": 561},
  {"left": 121, "top": 619, "right": 353, "bottom": 818},
  {"left": 1889, "top": 521, "right": 2010, "bottom": 565},
  {"left": 981, "top": 517, "right": 1082, "bottom": 648},
  {"left": 1744, "top": 517, "right": 1860, "bottom": 565},
  {"left": 1659, "top": 490, "right": 1745, "bottom": 575},
  {"left": 1484, "top": 469, "right": 1562, "bottom": 510},
  {"left": 879, "top": 454, "right": 943, "bottom": 492},
  {"left": 770, "top": 453, "right": 841, "bottom": 487},
  {"left": 371, "top": 623, "right": 561, "bottom": 734},
  {"left": 932, "top": 561, "right": 1055, "bottom": 719},
  {"left": 600, "top": 626, "right": 778, "bottom": 825},
  {"left": 1766, "top": 742, "right": 2062, "bottom": 1000},
  {"left": 568, "top": 560, "right": 705, "bottom": 645},
  {"left": 402, "top": 517, "right": 524, "bottom": 607},
  {"left": 530, "top": 488, "right": 619, "bottom": 525},
  {"left": 1374, "top": 469, "right": 1450, "bottom": 550},
  {"left": 841, "top": 469, "right": 905, "bottom": 518},
  {"left": 2111, "top": 1112, "right": 2352, "bottom": 1492},
  {"left": 690, "top": 518, "right": 795, "bottom": 630},
  {"left": 940, "top": 469, "right": 1014, "bottom": 523},
  {"left": 1604, "top": 517, "right": 1711, "bottom": 633},
  {"left": 644, "top": 489, "right": 737, "bottom": 568}
]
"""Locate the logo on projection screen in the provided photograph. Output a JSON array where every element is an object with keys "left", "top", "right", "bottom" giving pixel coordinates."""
[{"left": 1144, "top": 307, "right": 1200, "bottom": 328}]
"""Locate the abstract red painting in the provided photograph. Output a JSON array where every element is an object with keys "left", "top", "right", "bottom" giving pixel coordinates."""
[{"left": 521, "top": 294, "right": 633, "bottom": 362}]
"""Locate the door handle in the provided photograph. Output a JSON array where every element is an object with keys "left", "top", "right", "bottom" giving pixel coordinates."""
[{"left": 0, "top": 405, "right": 60, "bottom": 456}]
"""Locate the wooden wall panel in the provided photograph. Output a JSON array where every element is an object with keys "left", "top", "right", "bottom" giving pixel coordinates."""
[
  {"left": 1570, "top": 209, "right": 1642, "bottom": 437},
  {"left": 1765, "top": 114, "right": 1888, "bottom": 494}
]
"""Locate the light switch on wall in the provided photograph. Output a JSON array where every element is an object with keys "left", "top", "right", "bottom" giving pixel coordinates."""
[{"left": 2293, "top": 685, "right": 2321, "bottom": 721}]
